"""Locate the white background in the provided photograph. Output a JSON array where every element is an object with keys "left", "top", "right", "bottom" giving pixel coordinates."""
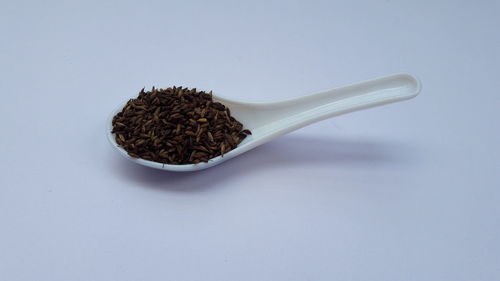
[{"left": 1, "top": 1, "right": 499, "bottom": 280}]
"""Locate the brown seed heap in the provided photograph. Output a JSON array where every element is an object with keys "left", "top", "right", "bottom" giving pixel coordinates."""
[{"left": 112, "top": 87, "right": 251, "bottom": 164}]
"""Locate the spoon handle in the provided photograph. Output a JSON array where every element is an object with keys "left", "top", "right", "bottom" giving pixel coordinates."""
[{"left": 251, "top": 73, "right": 421, "bottom": 136}]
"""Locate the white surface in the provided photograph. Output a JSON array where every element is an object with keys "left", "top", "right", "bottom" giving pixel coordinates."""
[
  {"left": 1, "top": 1, "right": 499, "bottom": 280},
  {"left": 108, "top": 74, "right": 420, "bottom": 171}
]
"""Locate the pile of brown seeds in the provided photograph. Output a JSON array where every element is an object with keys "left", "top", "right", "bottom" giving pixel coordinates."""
[{"left": 112, "top": 87, "right": 251, "bottom": 165}]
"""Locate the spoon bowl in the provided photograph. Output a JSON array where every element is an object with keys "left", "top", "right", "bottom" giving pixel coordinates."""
[{"left": 107, "top": 73, "right": 421, "bottom": 171}]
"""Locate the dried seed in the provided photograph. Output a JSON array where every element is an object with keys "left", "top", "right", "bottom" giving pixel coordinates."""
[
  {"left": 189, "top": 150, "right": 196, "bottom": 162},
  {"left": 225, "top": 133, "right": 235, "bottom": 146},
  {"left": 220, "top": 143, "right": 225, "bottom": 156},
  {"left": 193, "top": 145, "right": 209, "bottom": 153},
  {"left": 159, "top": 150, "right": 169, "bottom": 158}
]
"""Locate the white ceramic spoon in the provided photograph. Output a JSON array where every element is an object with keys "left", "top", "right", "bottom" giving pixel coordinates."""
[{"left": 107, "top": 73, "right": 421, "bottom": 171}]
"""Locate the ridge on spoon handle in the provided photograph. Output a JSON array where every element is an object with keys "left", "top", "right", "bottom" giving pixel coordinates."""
[{"left": 219, "top": 73, "right": 421, "bottom": 138}]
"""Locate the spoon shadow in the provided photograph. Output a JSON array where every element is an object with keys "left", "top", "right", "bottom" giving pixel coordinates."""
[{"left": 110, "top": 135, "right": 417, "bottom": 193}]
